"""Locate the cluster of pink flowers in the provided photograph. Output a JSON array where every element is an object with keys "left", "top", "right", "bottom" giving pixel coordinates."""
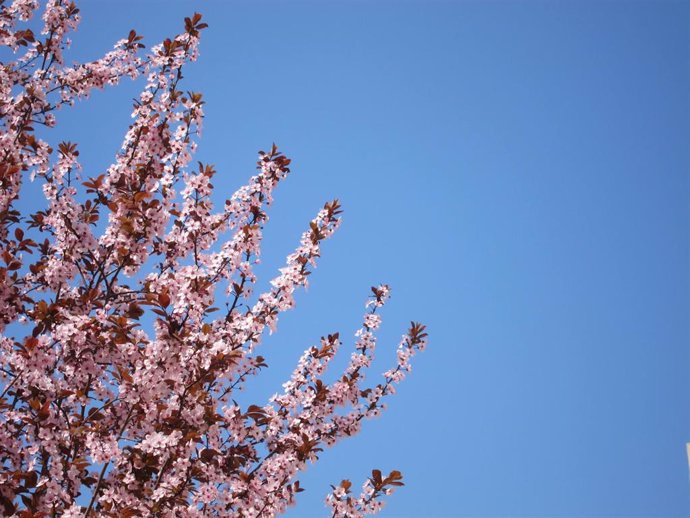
[
  {"left": 326, "top": 470, "right": 404, "bottom": 518},
  {"left": 0, "top": 2, "right": 427, "bottom": 516}
]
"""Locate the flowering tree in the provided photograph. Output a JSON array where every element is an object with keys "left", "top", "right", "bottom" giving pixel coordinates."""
[{"left": 0, "top": 1, "right": 428, "bottom": 516}]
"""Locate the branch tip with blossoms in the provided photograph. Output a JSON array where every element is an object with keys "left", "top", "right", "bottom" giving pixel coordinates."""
[
  {"left": 326, "top": 470, "right": 404, "bottom": 518},
  {"left": 0, "top": 2, "right": 428, "bottom": 517}
]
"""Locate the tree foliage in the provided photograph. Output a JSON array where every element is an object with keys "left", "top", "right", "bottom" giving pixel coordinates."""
[{"left": 0, "top": 1, "right": 427, "bottom": 516}]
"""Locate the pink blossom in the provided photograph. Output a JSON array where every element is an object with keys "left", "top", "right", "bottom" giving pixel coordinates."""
[{"left": 0, "top": 5, "right": 426, "bottom": 517}]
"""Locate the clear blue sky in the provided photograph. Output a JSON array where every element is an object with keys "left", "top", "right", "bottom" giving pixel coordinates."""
[{"left": 31, "top": 1, "right": 690, "bottom": 516}]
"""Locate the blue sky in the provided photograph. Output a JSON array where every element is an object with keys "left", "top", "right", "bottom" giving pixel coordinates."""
[{"left": 24, "top": 1, "right": 690, "bottom": 516}]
